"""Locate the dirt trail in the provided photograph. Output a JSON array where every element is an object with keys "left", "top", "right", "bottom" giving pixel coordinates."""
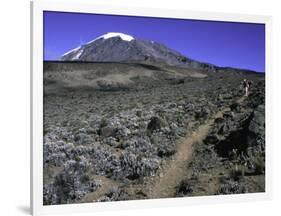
[{"left": 147, "top": 97, "right": 246, "bottom": 198}]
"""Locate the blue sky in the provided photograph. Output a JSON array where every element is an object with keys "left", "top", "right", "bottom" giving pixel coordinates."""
[{"left": 44, "top": 11, "right": 265, "bottom": 72}]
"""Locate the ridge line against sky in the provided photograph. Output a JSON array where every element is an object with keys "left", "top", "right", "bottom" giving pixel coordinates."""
[{"left": 44, "top": 11, "right": 265, "bottom": 72}]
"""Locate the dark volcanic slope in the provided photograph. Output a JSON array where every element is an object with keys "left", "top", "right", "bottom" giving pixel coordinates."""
[{"left": 61, "top": 32, "right": 216, "bottom": 71}]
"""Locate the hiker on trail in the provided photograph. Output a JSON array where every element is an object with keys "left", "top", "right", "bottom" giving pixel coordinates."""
[{"left": 242, "top": 79, "right": 252, "bottom": 97}]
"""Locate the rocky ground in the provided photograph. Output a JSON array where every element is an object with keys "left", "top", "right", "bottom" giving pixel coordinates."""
[{"left": 43, "top": 62, "right": 265, "bottom": 205}]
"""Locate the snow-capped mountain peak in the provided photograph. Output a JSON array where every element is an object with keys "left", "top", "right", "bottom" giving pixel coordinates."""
[
  {"left": 61, "top": 32, "right": 134, "bottom": 58},
  {"left": 60, "top": 32, "right": 215, "bottom": 72}
]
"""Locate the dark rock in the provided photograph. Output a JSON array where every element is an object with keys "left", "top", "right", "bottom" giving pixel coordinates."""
[
  {"left": 214, "top": 117, "right": 224, "bottom": 124},
  {"left": 147, "top": 116, "right": 167, "bottom": 134},
  {"left": 136, "top": 110, "right": 142, "bottom": 117},
  {"left": 204, "top": 134, "right": 219, "bottom": 145},
  {"left": 214, "top": 112, "right": 253, "bottom": 157}
]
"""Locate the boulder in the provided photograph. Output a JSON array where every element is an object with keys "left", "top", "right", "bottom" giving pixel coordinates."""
[
  {"left": 204, "top": 134, "right": 219, "bottom": 145},
  {"left": 147, "top": 116, "right": 167, "bottom": 134}
]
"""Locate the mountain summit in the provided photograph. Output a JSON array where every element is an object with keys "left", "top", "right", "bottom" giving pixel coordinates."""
[{"left": 61, "top": 32, "right": 215, "bottom": 71}]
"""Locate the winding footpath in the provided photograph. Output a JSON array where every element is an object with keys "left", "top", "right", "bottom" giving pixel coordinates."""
[{"left": 147, "top": 96, "right": 246, "bottom": 198}]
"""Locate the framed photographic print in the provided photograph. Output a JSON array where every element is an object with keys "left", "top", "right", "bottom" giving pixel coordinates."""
[{"left": 31, "top": 0, "right": 272, "bottom": 215}]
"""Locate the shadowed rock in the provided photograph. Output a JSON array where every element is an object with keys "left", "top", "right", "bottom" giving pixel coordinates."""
[{"left": 147, "top": 116, "right": 167, "bottom": 134}]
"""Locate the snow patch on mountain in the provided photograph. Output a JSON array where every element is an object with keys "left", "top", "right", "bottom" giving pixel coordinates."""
[
  {"left": 102, "top": 32, "right": 134, "bottom": 41},
  {"left": 72, "top": 49, "right": 84, "bottom": 60},
  {"left": 62, "top": 46, "right": 81, "bottom": 57},
  {"left": 87, "top": 32, "right": 134, "bottom": 44}
]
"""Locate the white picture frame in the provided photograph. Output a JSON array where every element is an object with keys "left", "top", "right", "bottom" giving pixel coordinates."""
[{"left": 31, "top": 0, "right": 272, "bottom": 215}]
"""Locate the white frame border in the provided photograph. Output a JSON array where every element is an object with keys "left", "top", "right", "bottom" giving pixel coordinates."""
[{"left": 31, "top": 0, "right": 272, "bottom": 215}]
